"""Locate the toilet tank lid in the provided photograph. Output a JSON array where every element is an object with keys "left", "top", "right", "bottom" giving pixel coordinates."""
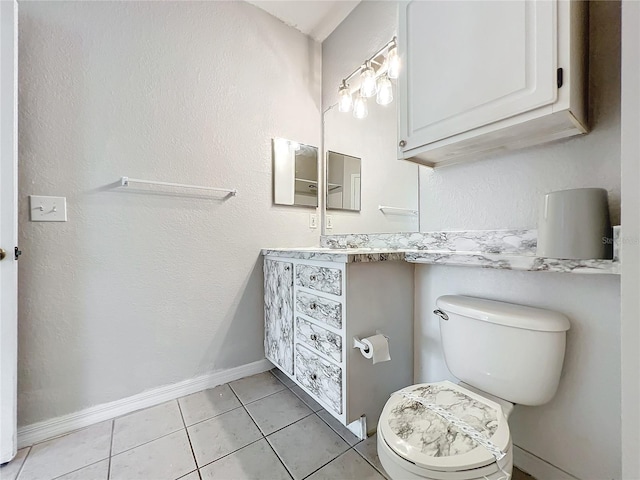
[{"left": 436, "top": 296, "right": 570, "bottom": 332}]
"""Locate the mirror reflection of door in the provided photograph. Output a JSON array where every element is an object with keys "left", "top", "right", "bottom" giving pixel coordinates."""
[
  {"left": 272, "top": 138, "right": 319, "bottom": 207},
  {"left": 326, "top": 151, "right": 362, "bottom": 211}
]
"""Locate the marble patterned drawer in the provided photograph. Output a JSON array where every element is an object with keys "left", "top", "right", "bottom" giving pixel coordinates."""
[
  {"left": 295, "top": 317, "right": 342, "bottom": 363},
  {"left": 295, "top": 263, "right": 342, "bottom": 296},
  {"left": 295, "top": 291, "right": 342, "bottom": 329},
  {"left": 295, "top": 343, "right": 343, "bottom": 414}
]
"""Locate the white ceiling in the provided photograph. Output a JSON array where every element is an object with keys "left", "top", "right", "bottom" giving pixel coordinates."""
[{"left": 247, "top": 1, "right": 361, "bottom": 41}]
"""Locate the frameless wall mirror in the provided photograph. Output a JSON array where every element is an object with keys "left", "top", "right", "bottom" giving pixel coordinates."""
[
  {"left": 272, "top": 138, "right": 318, "bottom": 208},
  {"left": 322, "top": 102, "right": 418, "bottom": 234},
  {"left": 326, "top": 151, "right": 362, "bottom": 211}
]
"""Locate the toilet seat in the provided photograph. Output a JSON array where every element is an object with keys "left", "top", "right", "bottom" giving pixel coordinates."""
[{"left": 379, "top": 381, "right": 511, "bottom": 473}]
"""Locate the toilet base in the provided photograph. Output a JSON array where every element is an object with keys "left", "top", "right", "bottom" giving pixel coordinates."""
[{"left": 377, "top": 428, "right": 513, "bottom": 480}]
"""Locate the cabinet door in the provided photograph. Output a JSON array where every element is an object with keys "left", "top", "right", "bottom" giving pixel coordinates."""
[
  {"left": 264, "top": 259, "right": 294, "bottom": 374},
  {"left": 399, "top": 0, "right": 557, "bottom": 154}
]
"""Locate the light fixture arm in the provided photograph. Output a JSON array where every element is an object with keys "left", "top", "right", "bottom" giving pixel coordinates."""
[{"left": 339, "top": 36, "right": 397, "bottom": 87}]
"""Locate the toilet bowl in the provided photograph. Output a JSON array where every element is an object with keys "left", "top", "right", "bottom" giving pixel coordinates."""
[
  {"left": 376, "top": 296, "right": 570, "bottom": 480},
  {"left": 377, "top": 381, "right": 513, "bottom": 480}
]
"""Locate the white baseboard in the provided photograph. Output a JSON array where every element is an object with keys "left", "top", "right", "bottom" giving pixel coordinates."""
[
  {"left": 514, "top": 445, "right": 580, "bottom": 480},
  {"left": 17, "top": 359, "right": 273, "bottom": 448}
]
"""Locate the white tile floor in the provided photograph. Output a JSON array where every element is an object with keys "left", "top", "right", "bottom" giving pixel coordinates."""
[{"left": 1, "top": 370, "right": 535, "bottom": 480}]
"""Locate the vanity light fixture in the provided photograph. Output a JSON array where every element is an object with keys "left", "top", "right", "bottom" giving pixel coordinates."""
[
  {"left": 387, "top": 45, "right": 400, "bottom": 79},
  {"left": 353, "top": 93, "right": 368, "bottom": 119},
  {"left": 376, "top": 74, "right": 393, "bottom": 105},
  {"left": 336, "top": 37, "right": 399, "bottom": 119},
  {"left": 360, "top": 61, "right": 378, "bottom": 98},
  {"left": 338, "top": 81, "right": 353, "bottom": 112}
]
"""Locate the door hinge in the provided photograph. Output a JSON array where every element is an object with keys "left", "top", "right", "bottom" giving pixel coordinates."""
[
  {"left": 557, "top": 68, "right": 564, "bottom": 89},
  {"left": 14, "top": 246, "right": 22, "bottom": 260}
]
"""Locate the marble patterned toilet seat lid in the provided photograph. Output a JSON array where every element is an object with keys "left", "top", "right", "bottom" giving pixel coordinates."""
[{"left": 379, "top": 381, "right": 511, "bottom": 472}]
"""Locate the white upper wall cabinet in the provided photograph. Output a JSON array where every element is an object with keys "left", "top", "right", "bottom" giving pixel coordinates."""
[{"left": 398, "top": 0, "right": 588, "bottom": 168}]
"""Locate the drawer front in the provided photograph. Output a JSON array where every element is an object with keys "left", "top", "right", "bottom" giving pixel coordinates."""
[
  {"left": 295, "top": 291, "right": 342, "bottom": 329},
  {"left": 295, "top": 264, "right": 342, "bottom": 296},
  {"left": 295, "top": 344, "right": 343, "bottom": 414},
  {"left": 295, "top": 317, "right": 342, "bottom": 363}
]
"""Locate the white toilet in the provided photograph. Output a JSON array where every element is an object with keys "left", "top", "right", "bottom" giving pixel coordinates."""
[{"left": 377, "top": 295, "right": 570, "bottom": 480}]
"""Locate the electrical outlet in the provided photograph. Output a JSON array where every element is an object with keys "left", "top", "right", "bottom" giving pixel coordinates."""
[
  {"left": 29, "top": 195, "right": 67, "bottom": 222},
  {"left": 309, "top": 213, "right": 318, "bottom": 229},
  {"left": 326, "top": 215, "right": 334, "bottom": 229}
]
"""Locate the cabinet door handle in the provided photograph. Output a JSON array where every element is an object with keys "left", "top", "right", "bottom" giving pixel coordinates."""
[
  {"left": 309, "top": 274, "right": 317, "bottom": 281},
  {"left": 310, "top": 334, "right": 318, "bottom": 341},
  {"left": 311, "top": 373, "right": 318, "bottom": 381},
  {"left": 399, "top": 140, "right": 407, "bottom": 148},
  {"left": 310, "top": 303, "right": 317, "bottom": 310}
]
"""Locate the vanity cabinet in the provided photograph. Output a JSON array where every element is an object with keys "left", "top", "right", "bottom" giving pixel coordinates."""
[
  {"left": 398, "top": 0, "right": 587, "bottom": 167},
  {"left": 263, "top": 256, "right": 413, "bottom": 435}
]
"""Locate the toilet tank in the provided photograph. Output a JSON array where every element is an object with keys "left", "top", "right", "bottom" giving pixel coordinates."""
[{"left": 435, "top": 295, "right": 570, "bottom": 406}]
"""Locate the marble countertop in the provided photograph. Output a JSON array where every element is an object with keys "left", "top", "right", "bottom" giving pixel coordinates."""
[
  {"left": 261, "top": 248, "right": 406, "bottom": 263},
  {"left": 403, "top": 250, "right": 620, "bottom": 275},
  {"left": 261, "top": 247, "right": 620, "bottom": 274},
  {"left": 263, "top": 229, "right": 620, "bottom": 274}
]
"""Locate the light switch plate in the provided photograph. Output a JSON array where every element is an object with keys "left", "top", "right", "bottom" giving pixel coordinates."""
[
  {"left": 326, "top": 215, "right": 334, "bottom": 229},
  {"left": 29, "top": 195, "right": 67, "bottom": 222},
  {"left": 309, "top": 213, "right": 318, "bottom": 229}
]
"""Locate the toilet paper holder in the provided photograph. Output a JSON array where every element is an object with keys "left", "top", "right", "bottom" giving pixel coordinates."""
[{"left": 353, "top": 331, "right": 388, "bottom": 352}]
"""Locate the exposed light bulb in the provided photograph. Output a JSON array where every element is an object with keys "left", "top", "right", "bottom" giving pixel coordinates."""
[
  {"left": 338, "top": 82, "right": 353, "bottom": 112},
  {"left": 353, "top": 94, "right": 368, "bottom": 119},
  {"left": 376, "top": 75, "right": 393, "bottom": 105},
  {"left": 360, "top": 63, "right": 377, "bottom": 98},
  {"left": 290, "top": 141, "right": 300, "bottom": 151},
  {"left": 387, "top": 46, "right": 400, "bottom": 79}
]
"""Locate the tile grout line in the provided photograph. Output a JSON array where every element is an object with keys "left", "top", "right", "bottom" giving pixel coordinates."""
[
  {"left": 12, "top": 446, "right": 32, "bottom": 480},
  {"left": 315, "top": 411, "right": 363, "bottom": 447},
  {"left": 352, "top": 444, "right": 389, "bottom": 479},
  {"left": 107, "top": 423, "right": 186, "bottom": 460},
  {"left": 299, "top": 440, "right": 352, "bottom": 480},
  {"left": 263, "top": 436, "right": 295, "bottom": 480},
  {"left": 271, "top": 370, "right": 388, "bottom": 478},
  {"left": 49, "top": 457, "right": 110, "bottom": 480},
  {"left": 21, "top": 418, "right": 109, "bottom": 450},
  {"left": 23, "top": 423, "right": 114, "bottom": 480},
  {"left": 228, "top": 374, "right": 288, "bottom": 406},
  {"left": 107, "top": 419, "right": 115, "bottom": 480},
  {"left": 176, "top": 399, "right": 200, "bottom": 478},
  {"left": 228, "top": 382, "right": 266, "bottom": 438},
  {"left": 196, "top": 437, "right": 266, "bottom": 473},
  {"left": 198, "top": 386, "right": 273, "bottom": 473},
  {"left": 184, "top": 404, "right": 245, "bottom": 430},
  {"left": 174, "top": 378, "right": 303, "bottom": 474},
  {"left": 272, "top": 369, "right": 367, "bottom": 478},
  {"left": 229, "top": 379, "right": 296, "bottom": 480}
]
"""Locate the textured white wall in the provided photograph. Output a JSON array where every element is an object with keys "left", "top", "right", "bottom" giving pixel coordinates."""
[
  {"left": 322, "top": 1, "right": 417, "bottom": 234},
  {"left": 17, "top": 1, "right": 321, "bottom": 426},
  {"left": 416, "top": 2, "right": 622, "bottom": 479}
]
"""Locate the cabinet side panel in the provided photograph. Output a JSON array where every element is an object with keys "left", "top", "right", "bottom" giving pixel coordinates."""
[
  {"left": 264, "top": 259, "right": 294, "bottom": 375},
  {"left": 345, "top": 262, "right": 415, "bottom": 430},
  {"left": 569, "top": 0, "right": 588, "bottom": 128}
]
